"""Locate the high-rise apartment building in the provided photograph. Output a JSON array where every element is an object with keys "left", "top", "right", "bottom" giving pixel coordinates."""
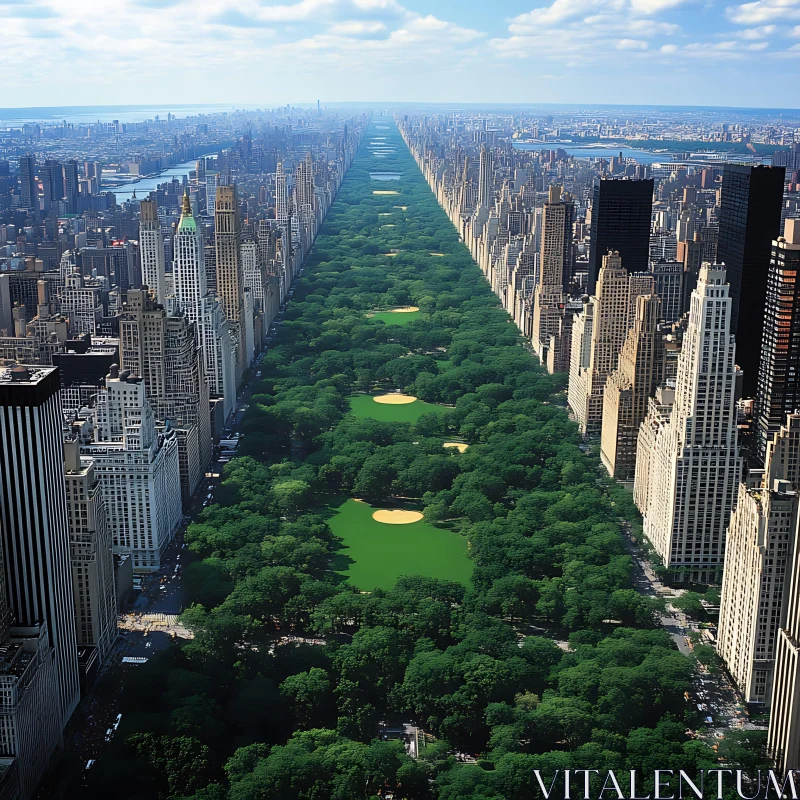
[
  {"left": 275, "top": 162, "right": 289, "bottom": 227},
  {"left": 138, "top": 198, "right": 166, "bottom": 304},
  {"left": 719, "top": 413, "right": 800, "bottom": 708},
  {"left": 756, "top": 219, "right": 800, "bottom": 465},
  {"left": 588, "top": 178, "right": 654, "bottom": 294},
  {"left": 567, "top": 252, "right": 653, "bottom": 436},
  {"left": 215, "top": 184, "right": 245, "bottom": 387},
  {"left": 532, "top": 185, "right": 569, "bottom": 369},
  {"left": 477, "top": 143, "right": 493, "bottom": 211},
  {"left": 600, "top": 292, "right": 662, "bottom": 481},
  {"left": 63, "top": 439, "right": 117, "bottom": 665},
  {"left": 77, "top": 368, "right": 182, "bottom": 572},
  {"left": 638, "top": 265, "right": 741, "bottom": 584},
  {"left": 717, "top": 164, "right": 785, "bottom": 397},
  {"left": 240, "top": 238, "right": 265, "bottom": 310},
  {"left": 120, "top": 289, "right": 212, "bottom": 500},
  {"left": 18, "top": 155, "right": 36, "bottom": 210},
  {"left": 0, "top": 365, "right": 80, "bottom": 727}
]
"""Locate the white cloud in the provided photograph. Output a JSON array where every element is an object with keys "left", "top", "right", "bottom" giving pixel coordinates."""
[
  {"left": 727, "top": 0, "right": 800, "bottom": 24},
  {"left": 617, "top": 37, "right": 649, "bottom": 48}
]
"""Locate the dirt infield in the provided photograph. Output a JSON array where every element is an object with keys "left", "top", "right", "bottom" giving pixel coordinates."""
[{"left": 374, "top": 393, "right": 417, "bottom": 405}]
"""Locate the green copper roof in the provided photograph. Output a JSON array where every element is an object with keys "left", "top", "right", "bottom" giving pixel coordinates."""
[{"left": 178, "top": 193, "right": 196, "bottom": 232}]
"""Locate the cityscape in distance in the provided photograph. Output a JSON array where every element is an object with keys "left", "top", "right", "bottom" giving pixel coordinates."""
[{"left": 3, "top": 1, "right": 800, "bottom": 798}]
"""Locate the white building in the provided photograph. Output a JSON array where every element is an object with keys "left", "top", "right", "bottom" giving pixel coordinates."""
[
  {"left": 63, "top": 439, "right": 117, "bottom": 665},
  {"left": 639, "top": 265, "right": 741, "bottom": 584},
  {"left": 138, "top": 198, "right": 166, "bottom": 304},
  {"left": 77, "top": 369, "right": 182, "bottom": 572},
  {"left": 718, "top": 414, "right": 800, "bottom": 707}
]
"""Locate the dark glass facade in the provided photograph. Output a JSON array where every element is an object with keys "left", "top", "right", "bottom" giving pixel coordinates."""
[
  {"left": 588, "top": 178, "right": 654, "bottom": 294},
  {"left": 717, "top": 164, "right": 785, "bottom": 397},
  {"left": 756, "top": 239, "right": 800, "bottom": 463}
]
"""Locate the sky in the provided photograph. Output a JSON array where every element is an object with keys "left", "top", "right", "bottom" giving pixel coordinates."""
[{"left": 3, "top": 0, "right": 800, "bottom": 109}]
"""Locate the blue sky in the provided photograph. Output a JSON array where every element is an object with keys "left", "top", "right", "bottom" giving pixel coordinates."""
[{"left": 3, "top": 0, "right": 799, "bottom": 108}]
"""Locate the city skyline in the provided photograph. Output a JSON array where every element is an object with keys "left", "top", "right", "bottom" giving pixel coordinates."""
[{"left": 2, "top": 0, "right": 800, "bottom": 109}]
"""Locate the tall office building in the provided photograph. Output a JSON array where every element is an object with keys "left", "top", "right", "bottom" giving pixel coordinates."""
[
  {"left": 532, "top": 185, "right": 568, "bottom": 368},
  {"left": 77, "top": 368, "right": 182, "bottom": 572},
  {"left": 756, "top": 219, "right": 800, "bottom": 464},
  {"left": 18, "top": 155, "right": 36, "bottom": 211},
  {"left": 717, "top": 164, "right": 785, "bottom": 397},
  {"left": 173, "top": 194, "right": 235, "bottom": 420},
  {"left": 588, "top": 178, "right": 654, "bottom": 294},
  {"left": 600, "top": 292, "right": 663, "bottom": 481},
  {"left": 638, "top": 265, "right": 741, "bottom": 584},
  {"left": 205, "top": 172, "right": 218, "bottom": 216},
  {"left": 138, "top": 198, "right": 166, "bottom": 304},
  {"left": 477, "top": 143, "right": 493, "bottom": 211},
  {"left": 719, "top": 413, "right": 800, "bottom": 708},
  {"left": 120, "top": 288, "right": 212, "bottom": 500},
  {"left": 63, "top": 160, "right": 79, "bottom": 215},
  {"left": 567, "top": 252, "right": 653, "bottom": 436},
  {"left": 63, "top": 439, "right": 117, "bottom": 665},
  {"left": 215, "top": 184, "right": 245, "bottom": 386},
  {"left": 41, "top": 159, "right": 63, "bottom": 213},
  {"left": 275, "top": 162, "right": 289, "bottom": 227},
  {"left": 295, "top": 152, "right": 315, "bottom": 225},
  {"left": 0, "top": 365, "right": 80, "bottom": 727}
]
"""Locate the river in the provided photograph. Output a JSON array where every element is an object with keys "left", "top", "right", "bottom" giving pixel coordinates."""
[
  {"left": 102, "top": 159, "right": 198, "bottom": 203},
  {"left": 512, "top": 142, "right": 669, "bottom": 164}
]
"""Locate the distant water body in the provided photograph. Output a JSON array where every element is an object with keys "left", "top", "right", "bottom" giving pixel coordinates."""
[
  {"left": 0, "top": 104, "right": 238, "bottom": 125},
  {"left": 104, "top": 160, "right": 198, "bottom": 203},
  {"left": 513, "top": 142, "right": 667, "bottom": 163}
]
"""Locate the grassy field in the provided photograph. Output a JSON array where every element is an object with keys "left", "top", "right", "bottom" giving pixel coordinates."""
[
  {"left": 348, "top": 393, "right": 448, "bottom": 422},
  {"left": 329, "top": 499, "right": 472, "bottom": 590},
  {"left": 369, "top": 310, "right": 421, "bottom": 325}
]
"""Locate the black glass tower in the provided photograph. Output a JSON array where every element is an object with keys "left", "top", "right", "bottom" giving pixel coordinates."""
[
  {"left": 717, "top": 164, "right": 785, "bottom": 397},
  {"left": 588, "top": 178, "right": 654, "bottom": 294},
  {"left": 756, "top": 225, "right": 800, "bottom": 463}
]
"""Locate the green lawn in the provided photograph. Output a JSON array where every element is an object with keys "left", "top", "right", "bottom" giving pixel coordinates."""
[
  {"left": 329, "top": 499, "right": 473, "bottom": 590},
  {"left": 348, "top": 393, "right": 448, "bottom": 423},
  {"left": 369, "top": 310, "right": 421, "bottom": 325}
]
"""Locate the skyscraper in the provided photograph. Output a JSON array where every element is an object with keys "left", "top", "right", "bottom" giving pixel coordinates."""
[
  {"left": 532, "top": 184, "right": 569, "bottom": 368},
  {"left": 756, "top": 219, "right": 800, "bottom": 464},
  {"left": 173, "top": 194, "right": 236, "bottom": 419},
  {"left": 638, "top": 265, "right": 741, "bottom": 584},
  {"left": 477, "top": 143, "right": 493, "bottom": 211},
  {"left": 0, "top": 364, "right": 80, "bottom": 726},
  {"left": 600, "top": 292, "right": 663, "bottom": 481},
  {"left": 215, "top": 184, "right": 245, "bottom": 386},
  {"left": 275, "top": 162, "right": 289, "bottom": 227},
  {"left": 717, "top": 164, "right": 785, "bottom": 397},
  {"left": 77, "top": 368, "right": 182, "bottom": 572},
  {"left": 63, "top": 160, "right": 79, "bottom": 215},
  {"left": 719, "top": 413, "right": 800, "bottom": 708},
  {"left": 41, "top": 159, "right": 63, "bottom": 213},
  {"left": 120, "top": 288, "right": 212, "bottom": 500},
  {"left": 19, "top": 154, "right": 36, "bottom": 210},
  {"left": 588, "top": 178, "right": 654, "bottom": 294},
  {"left": 64, "top": 439, "right": 117, "bottom": 665},
  {"left": 567, "top": 252, "right": 653, "bottom": 436},
  {"left": 138, "top": 198, "right": 166, "bottom": 304}
]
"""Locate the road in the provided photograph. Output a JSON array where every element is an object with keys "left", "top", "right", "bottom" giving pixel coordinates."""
[{"left": 621, "top": 523, "right": 765, "bottom": 746}]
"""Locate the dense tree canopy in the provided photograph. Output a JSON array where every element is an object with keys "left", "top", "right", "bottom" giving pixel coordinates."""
[{"left": 79, "top": 121, "right": 723, "bottom": 800}]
